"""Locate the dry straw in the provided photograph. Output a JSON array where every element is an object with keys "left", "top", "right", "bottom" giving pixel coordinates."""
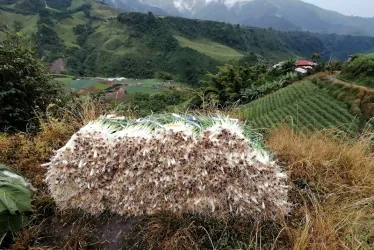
[{"left": 45, "top": 114, "right": 289, "bottom": 220}]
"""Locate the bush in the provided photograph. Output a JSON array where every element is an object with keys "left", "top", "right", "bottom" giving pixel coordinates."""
[
  {"left": 340, "top": 55, "right": 374, "bottom": 87},
  {"left": 0, "top": 32, "right": 63, "bottom": 133},
  {"left": 154, "top": 71, "right": 173, "bottom": 81}
]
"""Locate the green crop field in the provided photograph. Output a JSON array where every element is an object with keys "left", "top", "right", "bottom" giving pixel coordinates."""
[
  {"left": 125, "top": 85, "right": 162, "bottom": 94},
  {"left": 241, "top": 80, "right": 360, "bottom": 135},
  {"left": 94, "top": 83, "right": 110, "bottom": 90},
  {"left": 174, "top": 35, "right": 244, "bottom": 62},
  {"left": 51, "top": 74, "right": 74, "bottom": 85},
  {"left": 139, "top": 79, "right": 164, "bottom": 86},
  {"left": 68, "top": 79, "right": 98, "bottom": 90},
  {"left": 54, "top": 77, "right": 74, "bottom": 85}
]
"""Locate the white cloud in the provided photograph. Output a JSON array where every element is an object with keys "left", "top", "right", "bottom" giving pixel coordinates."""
[
  {"left": 205, "top": 0, "right": 251, "bottom": 8},
  {"left": 173, "top": 0, "right": 196, "bottom": 12}
]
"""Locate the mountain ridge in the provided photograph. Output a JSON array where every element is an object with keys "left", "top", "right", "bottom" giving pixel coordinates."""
[
  {"left": 2, "top": 1, "right": 374, "bottom": 85},
  {"left": 108, "top": 0, "right": 374, "bottom": 36}
]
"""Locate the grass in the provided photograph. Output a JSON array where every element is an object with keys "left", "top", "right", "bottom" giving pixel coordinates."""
[
  {"left": 87, "top": 22, "right": 134, "bottom": 56},
  {"left": 123, "top": 78, "right": 183, "bottom": 94},
  {"left": 125, "top": 85, "right": 162, "bottom": 94},
  {"left": 52, "top": 74, "right": 75, "bottom": 85},
  {"left": 93, "top": 83, "right": 110, "bottom": 90},
  {"left": 68, "top": 0, "right": 86, "bottom": 10},
  {"left": 90, "top": 1, "right": 118, "bottom": 19},
  {"left": 139, "top": 78, "right": 164, "bottom": 86},
  {"left": 1, "top": 100, "right": 373, "bottom": 249},
  {"left": 54, "top": 12, "right": 88, "bottom": 48},
  {"left": 267, "top": 126, "right": 374, "bottom": 249},
  {"left": 0, "top": 10, "right": 38, "bottom": 37},
  {"left": 339, "top": 55, "right": 374, "bottom": 88},
  {"left": 174, "top": 35, "right": 244, "bottom": 62},
  {"left": 54, "top": 77, "right": 73, "bottom": 85},
  {"left": 68, "top": 79, "right": 98, "bottom": 90}
]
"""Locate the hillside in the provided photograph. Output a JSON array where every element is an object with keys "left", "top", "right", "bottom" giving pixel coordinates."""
[
  {"left": 107, "top": 0, "right": 374, "bottom": 36},
  {"left": 240, "top": 79, "right": 371, "bottom": 135},
  {"left": 3, "top": 1, "right": 374, "bottom": 84},
  {"left": 340, "top": 55, "right": 374, "bottom": 88}
]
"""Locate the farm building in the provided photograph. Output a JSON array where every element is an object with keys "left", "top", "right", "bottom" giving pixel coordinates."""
[
  {"left": 272, "top": 59, "right": 316, "bottom": 75},
  {"left": 273, "top": 59, "right": 316, "bottom": 69},
  {"left": 296, "top": 59, "right": 317, "bottom": 67}
]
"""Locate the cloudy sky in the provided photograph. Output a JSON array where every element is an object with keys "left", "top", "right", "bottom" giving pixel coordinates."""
[{"left": 302, "top": 0, "right": 373, "bottom": 17}]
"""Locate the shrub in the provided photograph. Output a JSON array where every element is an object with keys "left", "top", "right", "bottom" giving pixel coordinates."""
[
  {"left": 154, "top": 71, "right": 173, "bottom": 81},
  {"left": 340, "top": 54, "right": 374, "bottom": 87},
  {"left": 0, "top": 32, "right": 63, "bottom": 133}
]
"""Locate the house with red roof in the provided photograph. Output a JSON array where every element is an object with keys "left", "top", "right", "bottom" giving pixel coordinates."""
[
  {"left": 296, "top": 59, "right": 317, "bottom": 67},
  {"left": 272, "top": 59, "right": 317, "bottom": 74}
]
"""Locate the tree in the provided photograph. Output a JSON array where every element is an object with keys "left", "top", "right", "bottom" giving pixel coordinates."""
[
  {"left": 201, "top": 62, "right": 268, "bottom": 105},
  {"left": 0, "top": 32, "right": 62, "bottom": 132},
  {"left": 13, "top": 21, "right": 23, "bottom": 32},
  {"left": 311, "top": 53, "right": 322, "bottom": 62},
  {"left": 83, "top": 8, "right": 91, "bottom": 18},
  {"left": 281, "top": 59, "right": 296, "bottom": 74},
  {"left": 154, "top": 71, "right": 173, "bottom": 81}
]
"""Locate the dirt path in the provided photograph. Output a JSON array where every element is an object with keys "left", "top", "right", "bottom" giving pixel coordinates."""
[{"left": 326, "top": 74, "right": 374, "bottom": 94}]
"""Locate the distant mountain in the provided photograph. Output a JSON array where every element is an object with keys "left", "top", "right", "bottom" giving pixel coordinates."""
[
  {"left": 2, "top": 1, "right": 374, "bottom": 85},
  {"left": 104, "top": 0, "right": 167, "bottom": 15},
  {"left": 4, "top": 0, "right": 373, "bottom": 35},
  {"left": 136, "top": 0, "right": 374, "bottom": 36}
]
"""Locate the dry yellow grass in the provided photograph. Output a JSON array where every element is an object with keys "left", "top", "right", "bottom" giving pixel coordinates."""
[
  {"left": 0, "top": 98, "right": 107, "bottom": 187},
  {"left": 1, "top": 98, "right": 373, "bottom": 249},
  {"left": 267, "top": 126, "right": 374, "bottom": 249}
]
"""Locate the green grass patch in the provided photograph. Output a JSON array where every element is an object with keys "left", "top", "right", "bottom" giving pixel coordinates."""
[
  {"left": 174, "top": 35, "right": 244, "bottom": 62},
  {"left": 54, "top": 77, "right": 73, "bottom": 85},
  {"left": 68, "top": 79, "right": 98, "bottom": 90},
  {"left": 55, "top": 13, "right": 88, "bottom": 48},
  {"left": 68, "top": 0, "right": 86, "bottom": 10},
  {"left": 90, "top": 1, "right": 118, "bottom": 19},
  {"left": 94, "top": 83, "right": 110, "bottom": 90},
  {"left": 0, "top": 10, "right": 38, "bottom": 37},
  {"left": 340, "top": 55, "right": 374, "bottom": 88},
  {"left": 125, "top": 85, "right": 162, "bottom": 94},
  {"left": 139, "top": 79, "right": 164, "bottom": 87},
  {"left": 52, "top": 74, "right": 74, "bottom": 85}
]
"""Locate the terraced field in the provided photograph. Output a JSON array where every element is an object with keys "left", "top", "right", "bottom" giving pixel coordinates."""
[{"left": 241, "top": 80, "right": 361, "bottom": 135}]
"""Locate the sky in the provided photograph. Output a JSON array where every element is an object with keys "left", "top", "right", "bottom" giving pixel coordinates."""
[{"left": 302, "top": 0, "right": 374, "bottom": 17}]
